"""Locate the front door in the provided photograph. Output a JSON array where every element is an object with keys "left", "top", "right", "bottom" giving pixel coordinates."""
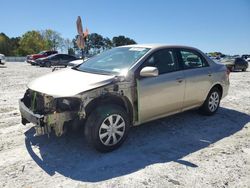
[{"left": 137, "top": 48, "right": 185, "bottom": 123}]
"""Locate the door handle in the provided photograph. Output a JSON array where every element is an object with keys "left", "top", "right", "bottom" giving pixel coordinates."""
[{"left": 208, "top": 72, "right": 212, "bottom": 77}]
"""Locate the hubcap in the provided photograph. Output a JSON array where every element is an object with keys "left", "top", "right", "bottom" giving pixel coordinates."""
[
  {"left": 208, "top": 92, "right": 220, "bottom": 112},
  {"left": 99, "top": 114, "right": 125, "bottom": 146}
]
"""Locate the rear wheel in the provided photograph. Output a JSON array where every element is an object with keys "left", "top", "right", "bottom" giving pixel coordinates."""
[
  {"left": 84, "top": 104, "right": 130, "bottom": 152},
  {"left": 45, "top": 61, "right": 51, "bottom": 67},
  {"left": 199, "top": 87, "right": 221, "bottom": 115},
  {"left": 242, "top": 68, "right": 246, "bottom": 72}
]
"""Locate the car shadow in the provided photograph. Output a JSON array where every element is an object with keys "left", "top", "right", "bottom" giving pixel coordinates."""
[{"left": 24, "top": 107, "right": 250, "bottom": 182}]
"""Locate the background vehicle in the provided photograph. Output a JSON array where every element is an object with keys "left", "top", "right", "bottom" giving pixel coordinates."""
[
  {"left": 221, "top": 57, "right": 248, "bottom": 71},
  {"left": 241, "top": 54, "right": 250, "bottom": 64},
  {"left": 36, "top": 54, "right": 78, "bottom": 67},
  {"left": 19, "top": 44, "right": 229, "bottom": 152},
  {"left": 241, "top": 54, "right": 250, "bottom": 60},
  {"left": 246, "top": 58, "right": 250, "bottom": 63},
  {"left": 0, "top": 54, "right": 6, "bottom": 65},
  {"left": 26, "top": 50, "right": 58, "bottom": 64}
]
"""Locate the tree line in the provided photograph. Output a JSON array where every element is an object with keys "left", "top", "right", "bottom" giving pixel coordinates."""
[{"left": 0, "top": 30, "right": 136, "bottom": 56}]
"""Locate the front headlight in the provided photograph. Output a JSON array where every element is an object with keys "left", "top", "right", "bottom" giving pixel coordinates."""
[{"left": 56, "top": 98, "right": 81, "bottom": 112}]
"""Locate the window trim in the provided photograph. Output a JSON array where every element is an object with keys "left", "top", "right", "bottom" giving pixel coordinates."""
[{"left": 177, "top": 48, "right": 209, "bottom": 70}]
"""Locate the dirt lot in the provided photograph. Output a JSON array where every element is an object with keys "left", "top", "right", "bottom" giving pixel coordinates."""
[{"left": 0, "top": 62, "right": 249, "bottom": 188}]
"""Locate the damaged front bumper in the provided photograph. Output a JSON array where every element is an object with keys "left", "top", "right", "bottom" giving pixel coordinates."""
[{"left": 19, "top": 99, "right": 78, "bottom": 136}]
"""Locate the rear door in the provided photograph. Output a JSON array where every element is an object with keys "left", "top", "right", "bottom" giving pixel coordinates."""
[
  {"left": 136, "top": 48, "right": 185, "bottom": 123},
  {"left": 177, "top": 49, "right": 213, "bottom": 110}
]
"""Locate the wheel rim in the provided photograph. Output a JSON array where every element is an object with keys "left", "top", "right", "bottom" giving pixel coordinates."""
[
  {"left": 99, "top": 114, "right": 126, "bottom": 146},
  {"left": 208, "top": 92, "right": 220, "bottom": 112}
]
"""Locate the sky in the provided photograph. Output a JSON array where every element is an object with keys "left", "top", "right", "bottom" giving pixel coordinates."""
[{"left": 1, "top": 0, "right": 250, "bottom": 55}]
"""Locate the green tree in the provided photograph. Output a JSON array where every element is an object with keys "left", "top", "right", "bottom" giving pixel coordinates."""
[
  {"left": 87, "top": 33, "right": 104, "bottom": 49},
  {"left": 18, "top": 30, "right": 46, "bottom": 56},
  {"left": 208, "top": 52, "right": 225, "bottom": 58},
  {"left": 9, "top": 37, "right": 21, "bottom": 56},
  {"left": 87, "top": 33, "right": 105, "bottom": 55},
  {"left": 0, "top": 33, "right": 11, "bottom": 55},
  {"left": 103, "top": 37, "right": 113, "bottom": 49},
  {"left": 64, "top": 38, "right": 74, "bottom": 55},
  {"left": 112, "top": 35, "right": 136, "bottom": 47},
  {"left": 41, "top": 29, "right": 64, "bottom": 51},
  {"left": 0, "top": 33, "right": 20, "bottom": 56},
  {"left": 73, "top": 33, "right": 110, "bottom": 56}
]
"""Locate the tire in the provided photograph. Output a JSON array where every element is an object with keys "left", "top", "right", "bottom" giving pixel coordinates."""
[
  {"left": 45, "top": 61, "right": 51, "bottom": 67},
  {"left": 242, "top": 68, "right": 246, "bottom": 72},
  {"left": 199, "top": 87, "right": 221, "bottom": 115},
  {"left": 84, "top": 104, "right": 130, "bottom": 152}
]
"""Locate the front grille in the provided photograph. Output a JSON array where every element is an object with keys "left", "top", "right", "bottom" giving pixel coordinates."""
[
  {"left": 34, "top": 93, "right": 45, "bottom": 113},
  {"left": 23, "top": 90, "right": 31, "bottom": 108}
]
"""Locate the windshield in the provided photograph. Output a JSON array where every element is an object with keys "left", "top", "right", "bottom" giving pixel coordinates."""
[
  {"left": 76, "top": 47, "right": 150, "bottom": 75},
  {"left": 39, "top": 51, "right": 46, "bottom": 55},
  {"left": 47, "top": 54, "right": 58, "bottom": 59}
]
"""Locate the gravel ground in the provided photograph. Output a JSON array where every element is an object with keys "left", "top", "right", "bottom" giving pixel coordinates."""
[{"left": 0, "top": 62, "right": 249, "bottom": 188}]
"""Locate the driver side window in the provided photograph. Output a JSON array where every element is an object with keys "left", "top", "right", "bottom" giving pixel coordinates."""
[{"left": 144, "top": 49, "right": 177, "bottom": 74}]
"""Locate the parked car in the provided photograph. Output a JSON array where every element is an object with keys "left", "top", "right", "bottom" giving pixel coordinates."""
[
  {"left": 36, "top": 54, "right": 78, "bottom": 67},
  {"left": 19, "top": 44, "right": 229, "bottom": 152},
  {"left": 243, "top": 55, "right": 250, "bottom": 64},
  {"left": 246, "top": 58, "right": 250, "bottom": 63},
  {"left": 0, "top": 54, "right": 6, "bottom": 65},
  {"left": 220, "top": 57, "right": 248, "bottom": 71},
  {"left": 26, "top": 50, "right": 58, "bottom": 64},
  {"left": 241, "top": 54, "right": 250, "bottom": 60}
]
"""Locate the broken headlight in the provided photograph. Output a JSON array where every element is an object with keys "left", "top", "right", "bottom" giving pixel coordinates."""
[{"left": 56, "top": 98, "right": 81, "bottom": 112}]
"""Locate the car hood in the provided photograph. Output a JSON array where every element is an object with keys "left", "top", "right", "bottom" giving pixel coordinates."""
[{"left": 28, "top": 68, "right": 115, "bottom": 97}]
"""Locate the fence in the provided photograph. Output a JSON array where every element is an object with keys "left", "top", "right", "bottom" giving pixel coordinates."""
[{"left": 6, "top": 57, "right": 26, "bottom": 62}]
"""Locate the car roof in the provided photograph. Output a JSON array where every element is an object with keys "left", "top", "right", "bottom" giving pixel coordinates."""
[{"left": 120, "top": 44, "right": 200, "bottom": 51}]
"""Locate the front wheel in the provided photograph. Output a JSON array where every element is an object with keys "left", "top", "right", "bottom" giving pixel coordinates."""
[
  {"left": 84, "top": 105, "right": 130, "bottom": 152},
  {"left": 199, "top": 87, "right": 221, "bottom": 115}
]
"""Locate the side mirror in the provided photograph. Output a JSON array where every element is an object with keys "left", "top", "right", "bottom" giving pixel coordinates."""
[{"left": 140, "top": 66, "right": 159, "bottom": 77}]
